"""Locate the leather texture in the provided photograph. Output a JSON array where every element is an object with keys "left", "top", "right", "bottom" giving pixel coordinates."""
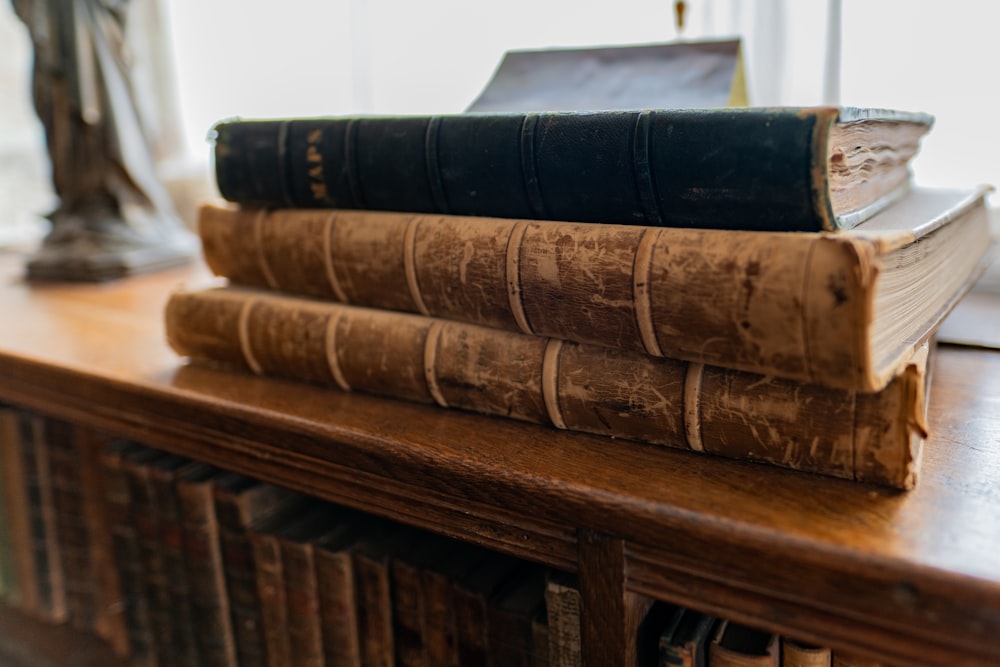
[{"left": 213, "top": 109, "right": 838, "bottom": 232}]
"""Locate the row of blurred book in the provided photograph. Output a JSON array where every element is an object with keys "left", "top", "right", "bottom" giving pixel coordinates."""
[{"left": 0, "top": 406, "right": 882, "bottom": 666}]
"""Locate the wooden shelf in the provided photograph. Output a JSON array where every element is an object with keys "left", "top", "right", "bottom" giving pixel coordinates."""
[{"left": 1, "top": 256, "right": 999, "bottom": 666}]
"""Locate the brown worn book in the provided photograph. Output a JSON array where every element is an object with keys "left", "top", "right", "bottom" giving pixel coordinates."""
[
  {"left": 544, "top": 570, "right": 581, "bottom": 667},
  {"left": 420, "top": 539, "right": 492, "bottom": 667},
  {"left": 214, "top": 474, "right": 312, "bottom": 667},
  {"left": 176, "top": 465, "right": 237, "bottom": 667},
  {"left": 44, "top": 417, "right": 96, "bottom": 632},
  {"left": 390, "top": 535, "right": 436, "bottom": 667},
  {"left": 165, "top": 285, "right": 933, "bottom": 489},
  {"left": 149, "top": 455, "right": 208, "bottom": 667},
  {"left": 248, "top": 514, "right": 293, "bottom": 667},
  {"left": 124, "top": 448, "right": 188, "bottom": 666},
  {"left": 352, "top": 520, "right": 428, "bottom": 667},
  {"left": 0, "top": 409, "right": 38, "bottom": 615},
  {"left": 314, "top": 518, "right": 366, "bottom": 667},
  {"left": 782, "top": 639, "right": 832, "bottom": 667},
  {"left": 390, "top": 530, "right": 473, "bottom": 667},
  {"left": 708, "top": 620, "right": 779, "bottom": 667},
  {"left": 102, "top": 442, "right": 162, "bottom": 667},
  {"left": 20, "top": 413, "right": 68, "bottom": 623},
  {"left": 75, "top": 426, "right": 129, "bottom": 656},
  {"left": 0, "top": 408, "right": 16, "bottom": 606},
  {"left": 279, "top": 503, "right": 343, "bottom": 667},
  {"left": 198, "top": 186, "right": 990, "bottom": 392}
]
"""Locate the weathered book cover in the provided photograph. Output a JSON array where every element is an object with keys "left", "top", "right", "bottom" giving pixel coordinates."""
[
  {"left": 0, "top": 408, "right": 30, "bottom": 611},
  {"left": 198, "top": 186, "right": 991, "bottom": 392},
  {"left": 75, "top": 427, "right": 129, "bottom": 656},
  {"left": 102, "top": 441, "right": 162, "bottom": 667},
  {"left": 45, "top": 417, "right": 96, "bottom": 632},
  {"left": 165, "top": 286, "right": 933, "bottom": 489},
  {"left": 20, "top": 413, "right": 68, "bottom": 623},
  {"left": 708, "top": 620, "right": 779, "bottom": 667},
  {"left": 545, "top": 570, "right": 581, "bottom": 667},
  {"left": 488, "top": 564, "right": 548, "bottom": 667},
  {"left": 279, "top": 503, "right": 343, "bottom": 667},
  {"left": 390, "top": 530, "right": 471, "bottom": 667},
  {"left": 215, "top": 474, "right": 311, "bottom": 667},
  {"left": 0, "top": 410, "right": 11, "bottom": 604},
  {"left": 420, "top": 538, "right": 492, "bottom": 667},
  {"left": 314, "top": 517, "right": 366, "bottom": 667},
  {"left": 149, "top": 455, "right": 208, "bottom": 667},
  {"left": 248, "top": 516, "right": 292, "bottom": 667},
  {"left": 176, "top": 465, "right": 237, "bottom": 667},
  {"left": 212, "top": 107, "right": 932, "bottom": 232},
  {"left": 353, "top": 520, "right": 423, "bottom": 667},
  {"left": 124, "top": 447, "right": 187, "bottom": 666}
]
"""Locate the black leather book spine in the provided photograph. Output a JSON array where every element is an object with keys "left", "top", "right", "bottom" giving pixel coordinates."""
[{"left": 214, "top": 109, "right": 830, "bottom": 231}]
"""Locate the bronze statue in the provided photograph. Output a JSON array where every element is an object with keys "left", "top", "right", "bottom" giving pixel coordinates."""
[{"left": 11, "top": 0, "right": 196, "bottom": 281}]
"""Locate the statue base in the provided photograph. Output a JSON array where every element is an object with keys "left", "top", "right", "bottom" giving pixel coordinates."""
[{"left": 25, "top": 216, "right": 199, "bottom": 283}]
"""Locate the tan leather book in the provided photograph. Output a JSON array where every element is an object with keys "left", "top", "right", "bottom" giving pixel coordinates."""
[
  {"left": 165, "top": 287, "right": 933, "bottom": 489},
  {"left": 197, "top": 186, "right": 990, "bottom": 392}
]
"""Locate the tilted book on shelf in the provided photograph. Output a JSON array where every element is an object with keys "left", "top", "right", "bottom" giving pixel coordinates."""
[
  {"left": 211, "top": 107, "right": 931, "bottom": 232},
  {"left": 465, "top": 39, "right": 748, "bottom": 113},
  {"left": 164, "top": 283, "right": 932, "bottom": 488},
  {"left": 198, "top": 187, "right": 991, "bottom": 392}
]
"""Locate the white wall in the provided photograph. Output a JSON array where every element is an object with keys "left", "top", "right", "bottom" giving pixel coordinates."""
[{"left": 3, "top": 0, "right": 998, "bottom": 217}]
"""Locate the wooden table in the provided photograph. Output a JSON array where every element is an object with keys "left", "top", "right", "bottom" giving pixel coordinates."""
[{"left": 0, "top": 254, "right": 998, "bottom": 666}]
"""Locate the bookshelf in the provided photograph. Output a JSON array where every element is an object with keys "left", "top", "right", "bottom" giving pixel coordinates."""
[{"left": 0, "top": 253, "right": 998, "bottom": 666}]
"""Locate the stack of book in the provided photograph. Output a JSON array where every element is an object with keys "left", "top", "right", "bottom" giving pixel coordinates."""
[{"left": 166, "top": 107, "right": 994, "bottom": 489}]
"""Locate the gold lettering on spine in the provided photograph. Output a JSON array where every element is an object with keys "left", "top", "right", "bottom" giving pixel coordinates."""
[
  {"left": 253, "top": 209, "right": 280, "bottom": 289},
  {"left": 324, "top": 310, "right": 351, "bottom": 391},
  {"left": 306, "top": 129, "right": 328, "bottom": 201},
  {"left": 404, "top": 215, "right": 430, "bottom": 315},
  {"left": 683, "top": 363, "right": 705, "bottom": 451},
  {"left": 423, "top": 321, "right": 448, "bottom": 407},
  {"left": 505, "top": 221, "right": 534, "bottom": 335},
  {"left": 633, "top": 227, "right": 664, "bottom": 357},
  {"left": 237, "top": 300, "right": 263, "bottom": 375},
  {"left": 542, "top": 339, "right": 567, "bottom": 430},
  {"left": 322, "top": 212, "right": 349, "bottom": 302}
]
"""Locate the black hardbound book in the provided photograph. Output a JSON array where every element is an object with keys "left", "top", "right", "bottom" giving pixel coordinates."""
[{"left": 213, "top": 107, "right": 932, "bottom": 232}]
